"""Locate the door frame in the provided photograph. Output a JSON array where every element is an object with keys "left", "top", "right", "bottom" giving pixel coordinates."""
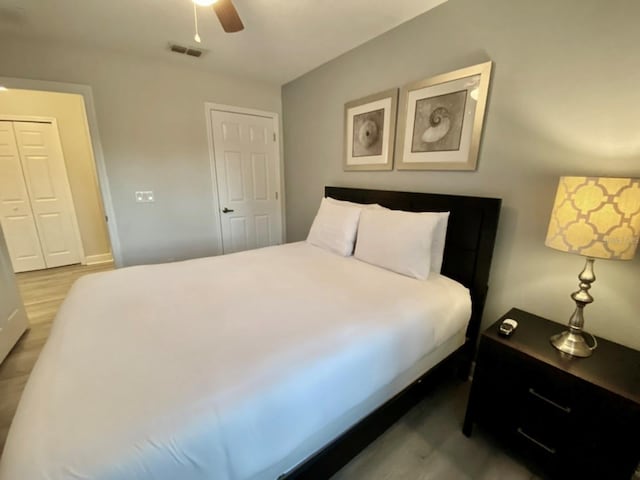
[
  {"left": 0, "top": 115, "right": 86, "bottom": 266},
  {"left": 204, "top": 103, "right": 286, "bottom": 253},
  {"left": 0, "top": 76, "right": 122, "bottom": 267}
]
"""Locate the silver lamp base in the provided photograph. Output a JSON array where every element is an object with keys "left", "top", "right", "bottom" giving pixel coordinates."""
[
  {"left": 550, "top": 257, "right": 597, "bottom": 358},
  {"left": 550, "top": 330, "right": 593, "bottom": 358}
]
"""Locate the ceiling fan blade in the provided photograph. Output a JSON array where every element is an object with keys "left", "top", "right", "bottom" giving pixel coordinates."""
[{"left": 213, "top": 0, "right": 244, "bottom": 33}]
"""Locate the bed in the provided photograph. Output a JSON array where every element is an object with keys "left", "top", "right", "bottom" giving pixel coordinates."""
[{"left": 0, "top": 187, "right": 501, "bottom": 480}]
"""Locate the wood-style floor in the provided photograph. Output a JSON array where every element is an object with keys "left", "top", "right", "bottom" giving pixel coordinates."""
[
  {"left": 331, "top": 379, "right": 539, "bottom": 479},
  {"left": 0, "top": 262, "right": 114, "bottom": 455},
  {"left": 1, "top": 261, "right": 540, "bottom": 478}
]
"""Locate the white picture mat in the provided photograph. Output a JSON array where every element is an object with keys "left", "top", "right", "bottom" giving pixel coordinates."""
[
  {"left": 346, "top": 97, "right": 392, "bottom": 166},
  {"left": 402, "top": 74, "right": 480, "bottom": 164}
]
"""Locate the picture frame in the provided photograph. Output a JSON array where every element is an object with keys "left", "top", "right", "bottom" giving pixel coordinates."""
[
  {"left": 396, "top": 61, "right": 493, "bottom": 171},
  {"left": 344, "top": 88, "right": 398, "bottom": 171}
]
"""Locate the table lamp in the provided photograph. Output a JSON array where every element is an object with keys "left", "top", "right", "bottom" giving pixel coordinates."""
[{"left": 545, "top": 176, "right": 640, "bottom": 357}]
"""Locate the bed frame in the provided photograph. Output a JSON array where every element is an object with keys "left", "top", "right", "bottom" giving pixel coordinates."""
[{"left": 281, "top": 186, "right": 501, "bottom": 479}]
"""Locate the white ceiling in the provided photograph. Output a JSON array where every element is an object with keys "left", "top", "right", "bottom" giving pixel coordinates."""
[{"left": 0, "top": 0, "right": 447, "bottom": 85}]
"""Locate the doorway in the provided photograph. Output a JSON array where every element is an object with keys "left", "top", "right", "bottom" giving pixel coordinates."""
[
  {"left": 0, "top": 119, "right": 83, "bottom": 272},
  {"left": 206, "top": 104, "right": 284, "bottom": 254},
  {"left": 0, "top": 77, "right": 121, "bottom": 267}
]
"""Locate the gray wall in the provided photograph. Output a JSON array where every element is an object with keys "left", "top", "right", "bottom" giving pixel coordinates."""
[
  {"left": 0, "top": 38, "right": 282, "bottom": 266},
  {"left": 283, "top": 0, "right": 640, "bottom": 349}
]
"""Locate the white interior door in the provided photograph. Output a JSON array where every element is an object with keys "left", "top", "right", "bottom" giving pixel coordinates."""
[
  {"left": 13, "top": 121, "right": 82, "bottom": 269},
  {"left": 0, "top": 225, "right": 29, "bottom": 364},
  {"left": 210, "top": 109, "right": 283, "bottom": 254},
  {"left": 0, "top": 121, "right": 46, "bottom": 272}
]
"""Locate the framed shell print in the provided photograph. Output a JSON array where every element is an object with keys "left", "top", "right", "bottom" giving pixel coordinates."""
[
  {"left": 344, "top": 88, "right": 398, "bottom": 171},
  {"left": 396, "top": 61, "right": 492, "bottom": 171}
]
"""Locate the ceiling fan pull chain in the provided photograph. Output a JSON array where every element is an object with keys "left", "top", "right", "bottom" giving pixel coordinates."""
[{"left": 193, "top": 3, "right": 201, "bottom": 43}]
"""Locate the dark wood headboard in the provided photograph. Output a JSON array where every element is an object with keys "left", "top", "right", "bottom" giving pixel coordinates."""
[{"left": 325, "top": 186, "right": 501, "bottom": 349}]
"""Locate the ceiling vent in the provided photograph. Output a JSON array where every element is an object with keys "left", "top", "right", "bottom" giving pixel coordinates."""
[{"left": 168, "top": 43, "right": 206, "bottom": 58}]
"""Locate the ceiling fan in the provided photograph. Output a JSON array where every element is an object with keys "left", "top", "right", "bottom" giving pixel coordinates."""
[{"left": 193, "top": 0, "right": 244, "bottom": 34}]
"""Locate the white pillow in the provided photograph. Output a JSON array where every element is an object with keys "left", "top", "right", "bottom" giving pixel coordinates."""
[
  {"left": 372, "top": 206, "right": 450, "bottom": 274},
  {"left": 326, "top": 197, "right": 383, "bottom": 210},
  {"left": 307, "top": 197, "right": 361, "bottom": 256},
  {"left": 430, "top": 212, "right": 450, "bottom": 274},
  {"left": 354, "top": 208, "right": 441, "bottom": 280}
]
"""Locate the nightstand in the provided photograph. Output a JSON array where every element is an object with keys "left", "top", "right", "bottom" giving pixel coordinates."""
[{"left": 463, "top": 308, "right": 640, "bottom": 479}]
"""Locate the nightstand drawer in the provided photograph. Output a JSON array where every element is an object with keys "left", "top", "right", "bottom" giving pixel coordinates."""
[
  {"left": 472, "top": 364, "right": 571, "bottom": 463},
  {"left": 470, "top": 369, "right": 563, "bottom": 474},
  {"left": 476, "top": 338, "right": 581, "bottom": 416}
]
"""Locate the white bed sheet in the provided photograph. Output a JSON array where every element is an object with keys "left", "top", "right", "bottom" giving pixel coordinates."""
[
  {"left": 272, "top": 328, "right": 467, "bottom": 479},
  {"left": 0, "top": 242, "right": 471, "bottom": 480}
]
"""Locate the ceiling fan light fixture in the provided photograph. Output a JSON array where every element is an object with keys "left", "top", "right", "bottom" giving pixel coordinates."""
[
  {"left": 190, "top": 0, "right": 244, "bottom": 34},
  {"left": 193, "top": 0, "right": 218, "bottom": 6}
]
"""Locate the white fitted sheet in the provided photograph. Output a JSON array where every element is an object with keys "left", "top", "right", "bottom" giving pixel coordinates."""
[{"left": 0, "top": 242, "right": 471, "bottom": 480}]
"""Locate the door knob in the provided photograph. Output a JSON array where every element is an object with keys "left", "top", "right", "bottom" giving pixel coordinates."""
[{"left": 222, "top": 207, "right": 234, "bottom": 213}]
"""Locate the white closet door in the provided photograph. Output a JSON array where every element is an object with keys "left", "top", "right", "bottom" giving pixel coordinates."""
[
  {"left": 13, "top": 121, "right": 81, "bottom": 269},
  {"left": 211, "top": 110, "right": 283, "bottom": 254},
  {"left": 0, "top": 121, "right": 46, "bottom": 272}
]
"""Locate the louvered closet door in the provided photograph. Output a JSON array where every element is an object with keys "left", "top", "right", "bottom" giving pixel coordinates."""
[
  {"left": 211, "top": 110, "right": 283, "bottom": 254},
  {"left": 13, "top": 121, "right": 81, "bottom": 269},
  {"left": 0, "top": 121, "right": 46, "bottom": 272}
]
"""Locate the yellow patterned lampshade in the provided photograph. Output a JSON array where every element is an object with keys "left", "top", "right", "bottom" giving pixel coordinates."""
[{"left": 545, "top": 176, "right": 640, "bottom": 260}]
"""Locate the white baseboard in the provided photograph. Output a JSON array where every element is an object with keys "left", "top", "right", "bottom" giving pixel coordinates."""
[{"left": 84, "top": 253, "right": 114, "bottom": 265}]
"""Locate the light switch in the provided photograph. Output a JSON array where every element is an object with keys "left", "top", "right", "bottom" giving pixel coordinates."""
[{"left": 135, "top": 191, "right": 154, "bottom": 203}]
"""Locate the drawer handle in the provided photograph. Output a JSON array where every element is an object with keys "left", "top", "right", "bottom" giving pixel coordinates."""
[
  {"left": 528, "top": 388, "right": 572, "bottom": 413},
  {"left": 517, "top": 427, "right": 557, "bottom": 454}
]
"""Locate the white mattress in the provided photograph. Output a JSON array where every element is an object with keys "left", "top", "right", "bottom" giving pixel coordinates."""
[{"left": 0, "top": 242, "right": 471, "bottom": 480}]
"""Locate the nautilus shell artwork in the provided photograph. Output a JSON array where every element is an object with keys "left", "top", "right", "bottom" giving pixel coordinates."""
[
  {"left": 421, "top": 107, "right": 451, "bottom": 143},
  {"left": 411, "top": 90, "right": 467, "bottom": 153}
]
